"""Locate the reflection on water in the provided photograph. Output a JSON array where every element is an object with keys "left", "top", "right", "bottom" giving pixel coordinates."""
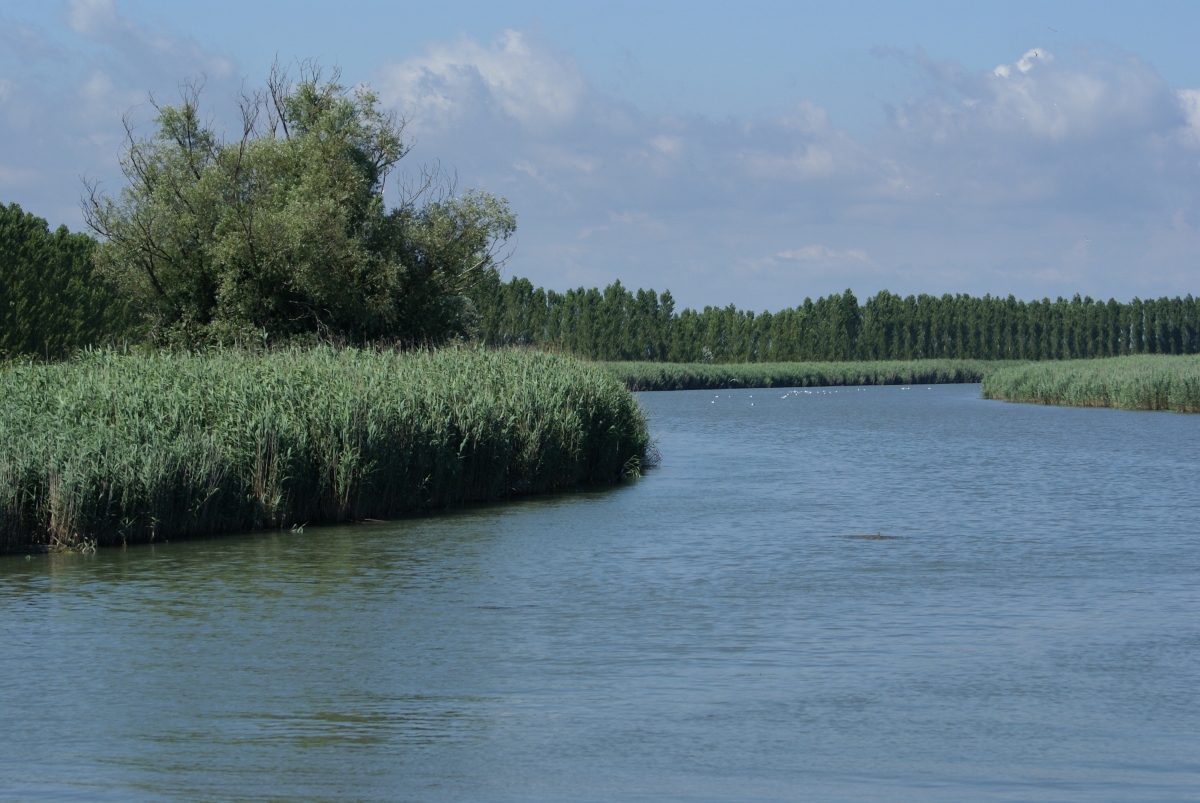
[{"left": 2, "top": 385, "right": 1199, "bottom": 802}]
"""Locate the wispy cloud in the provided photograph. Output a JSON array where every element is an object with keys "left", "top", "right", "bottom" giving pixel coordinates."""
[
  {"left": 0, "top": 2, "right": 240, "bottom": 226},
  {"left": 1177, "top": 89, "right": 1200, "bottom": 147},
  {"left": 377, "top": 30, "right": 585, "bottom": 133},
  {"left": 64, "top": 0, "right": 233, "bottom": 78},
  {"left": 372, "top": 34, "right": 1200, "bottom": 306},
  {"left": 4, "top": 14, "right": 1200, "bottom": 308},
  {"left": 777, "top": 246, "right": 872, "bottom": 264}
]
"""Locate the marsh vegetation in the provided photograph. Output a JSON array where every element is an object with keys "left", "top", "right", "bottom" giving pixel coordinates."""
[
  {"left": 981, "top": 355, "right": 1200, "bottom": 412},
  {"left": 0, "top": 347, "right": 648, "bottom": 552},
  {"left": 606, "top": 359, "right": 995, "bottom": 391}
]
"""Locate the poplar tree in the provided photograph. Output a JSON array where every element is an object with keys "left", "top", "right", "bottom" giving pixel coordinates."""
[{"left": 0, "top": 203, "right": 132, "bottom": 358}]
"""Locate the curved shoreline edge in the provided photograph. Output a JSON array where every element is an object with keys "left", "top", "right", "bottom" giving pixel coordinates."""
[
  {"left": 0, "top": 347, "right": 648, "bottom": 553},
  {"left": 7, "top": 353, "right": 1197, "bottom": 553},
  {"left": 606, "top": 357, "right": 1200, "bottom": 415}
]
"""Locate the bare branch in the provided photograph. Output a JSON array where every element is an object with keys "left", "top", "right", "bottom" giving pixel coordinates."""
[{"left": 267, "top": 58, "right": 291, "bottom": 139}]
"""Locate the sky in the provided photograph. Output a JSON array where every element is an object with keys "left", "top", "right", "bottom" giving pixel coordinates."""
[{"left": 3, "top": 1, "right": 1200, "bottom": 310}]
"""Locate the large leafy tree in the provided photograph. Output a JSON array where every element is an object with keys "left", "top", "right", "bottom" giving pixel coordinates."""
[{"left": 85, "top": 65, "right": 515, "bottom": 346}]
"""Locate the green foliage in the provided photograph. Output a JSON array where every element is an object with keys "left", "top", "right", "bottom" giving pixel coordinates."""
[
  {"left": 0, "top": 203, "right": 133, "bottom": 358},
  {"left": 473, "top": 275, "right": 1200, "bottom": 363},
  {"left": 981, "top": 355, "right": 1200, "bottom": 412},
  {"left": 0, "top": 346, "right": 648, "bottom": 552},
  {"left": 85, "top": 65, "right": 514, "bottom": 347},
  {"left": 605, "top": 359, "right": 997, "bottom": 391}
]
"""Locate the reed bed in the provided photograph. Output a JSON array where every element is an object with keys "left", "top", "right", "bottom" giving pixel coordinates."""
[
  {"left": 981, "top": 355, "right": 1200, "bottom": 412},
  {"left": 0, "top": 347, "right": 648, "bottom": 552},
  {"left": 605, "top": 359, "right": 999, "bottom": 391}
]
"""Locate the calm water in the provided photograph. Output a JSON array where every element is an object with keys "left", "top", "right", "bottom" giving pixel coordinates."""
[{"left": 2, "top": 385, "right": 1198, "bottom": 802}]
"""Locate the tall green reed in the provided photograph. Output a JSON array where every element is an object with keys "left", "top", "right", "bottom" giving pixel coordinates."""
[
  {"left": 981, "top": 355, "right": 1200, "bottom": 412},
  {"left": 605, "top": 359, "right": 1000, "bottom": 391},
  {"left": 0, "top": 346, "right": 649, "bottom": 551}
]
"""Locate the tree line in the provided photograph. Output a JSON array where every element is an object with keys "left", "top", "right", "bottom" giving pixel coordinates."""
[
  {"left": 3, "top": 62, "right": 1198, "bottom": 364},
  {"left": 1, "top": 63, "right": 513, "bottom": 359},
  {"left": 7, "top": 199, "right": 1199, "bottom": 363},
  {"left": 0, "top": 203, "right": 134, "bottom": 359},
  {"left": 472, "top": 274, "right": 1200, "bottom": 362}
]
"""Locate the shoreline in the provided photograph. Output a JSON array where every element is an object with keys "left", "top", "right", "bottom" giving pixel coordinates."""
[
  {"left": 0, "top": 347, "right": 649, "bottom": 553},
  {"left": 603, "top": 359, "right": 1000, "bottom": 391}
]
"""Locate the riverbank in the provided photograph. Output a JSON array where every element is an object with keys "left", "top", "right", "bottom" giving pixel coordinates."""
[
  {"left": 0, "top": 347, "right": 648, "bottom": 552},
  {"left": 981, "top": 355, "right": 1200, "bottom": 412},
  {"left": 604, "top": 359, "right": 1001, "bottom": 391}
]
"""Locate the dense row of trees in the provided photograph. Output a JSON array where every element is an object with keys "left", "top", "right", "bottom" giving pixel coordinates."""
[
  {"left": 6, "top": 206, "right": 1199, "bottom": 363},
  {"left": 3, "top": 63, "right": 1198, "bottom": 363},
  {"left": 0, "top": 203, "right": 133, "bottom": 359},
  {"left": 6, "top": 198, "right": 1198, "bottom": 363},
  {"left": 473, "top": 275, "right": 1200, "bottom": 362}
]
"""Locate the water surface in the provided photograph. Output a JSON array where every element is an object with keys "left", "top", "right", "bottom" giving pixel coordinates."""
[{"left": 2, "top": 385, "right": 1198, "bottom": 801}]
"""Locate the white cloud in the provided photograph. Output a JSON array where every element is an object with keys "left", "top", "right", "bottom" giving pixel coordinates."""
[
  {"left": 0, "top": 20, "right": 58, "bottom": 63},
  {"left": 77, "top": 70, "right": 140, "bottom": 121},
  {"left": 1178, "top": 88, "right": 1200, "bottom": 146},
  {"left": 777, "top": 101, "right": 832, "bottom": 135},
  {"left": 993, "top": 47, "right": 1051, "bottom": 78},
  {"left": 64, "top": 0, "right": 120, "bottom": 38},
  {"left": 1134, "top": 208, "right": 1200, "bottom": 292},
  {"left": 738, "top": 143, "right": 838, "bottom": 179},
  {"left": 377, "top": 30, "right": 585, "bottom": 132},
  {"left": 0, "top": 164, "right": 40, "bottom": 187},
  {"left": 3, "top": 15, "right": 1200, "bottom": 308},
  {"left": 928, "top": 47, "right": 1175, "bottom": 143},
  {"left": 733, "top": 244, "right": 879, "bottom": 285},
  {"left": 777, "top": 246, "right": 871, "bottom": 264},
  {"left": 64, "top": 0, "right": 233, "bottom": 78},
  {"left": 379, "top": 38, "right": 1200, "bottom": 307},
  {"left": 650, "top": 135, "right": 682, "bottom": 157},
  {"left": 0, "top": 3, "right": 241, "bottom": 229},
  {"left": 608, "top": 210, "right": 668, "bottom": 230}
]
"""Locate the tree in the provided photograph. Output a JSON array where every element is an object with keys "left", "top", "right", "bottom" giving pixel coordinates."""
[
  {"left": 0, "top": 203, "right": 133, "bottom": 358},
  {"left": 84, "top": 64, "right": 515, "bottom": 347}
]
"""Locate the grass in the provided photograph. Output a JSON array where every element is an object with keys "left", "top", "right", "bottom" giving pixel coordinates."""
[
  {"left": 0, "top": 346, "right": 649, "bottom": 552},
  {"left": 981, "top": 355, "right": 1200, "bottom": 412},
  {"left": 603, "top": 359, "right": 1001, "bottom": 391}
]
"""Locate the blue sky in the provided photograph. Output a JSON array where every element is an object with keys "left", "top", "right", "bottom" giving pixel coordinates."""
[{"left": 3, "top": 1, "right": 1200, "bottom": 309}]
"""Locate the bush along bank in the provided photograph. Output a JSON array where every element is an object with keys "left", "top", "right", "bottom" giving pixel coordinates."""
[
  {"left": 981, "top": 355, "right": 1200, "bottom": 413},
  {"left": 0, "top": 347, "right": 649, "bottom": 552},
  {"left": 605, "top": 359, "right": 1000, "bottom": 391}
]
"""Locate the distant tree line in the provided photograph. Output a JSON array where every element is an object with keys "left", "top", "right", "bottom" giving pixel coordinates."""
[
  {"left": 0, "top": 203, "right": 134, "bottom": 359},
  {"left": 9, "top": 62, "right": 1193, "bottom": 365},
  {"left": 473, "top": 275, "right": 1200, "bottom": 362},
  {"left": 7, "top": 205, "right": 1199, "bottom": 364}
]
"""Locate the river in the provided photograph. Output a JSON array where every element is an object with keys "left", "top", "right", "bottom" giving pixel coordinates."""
[{"left": 2, "top": 384, "right": 1197, "bottom": 801}]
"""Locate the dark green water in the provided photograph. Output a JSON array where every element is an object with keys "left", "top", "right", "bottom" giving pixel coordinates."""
[{"left": 2, "top": 385, "right": 1198, "bottom": 801}]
